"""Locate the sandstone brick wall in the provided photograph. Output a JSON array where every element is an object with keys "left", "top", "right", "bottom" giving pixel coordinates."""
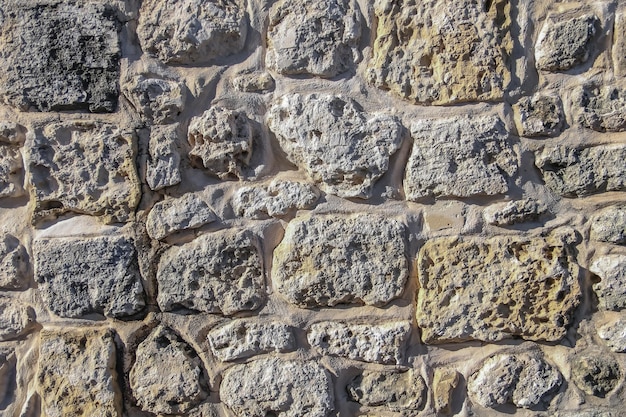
[{"left": 0, "top": 0, "right": 625, "bottom": 416}]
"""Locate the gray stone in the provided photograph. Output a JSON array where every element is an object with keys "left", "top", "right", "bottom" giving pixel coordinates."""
[
  {"left": 598, "top": 316, "right": 626, "bottom": 352},
  {"left": 347, "top": 370, "right": 426, "bottom": 411},
  {"left": 0, "top": 235, "right": 29, "bottom": 290},
  {"left": 122, "top": 75, "right": 186, "bottom": 125},
  {"left": 0, "top": 299, "right": 35, "bottom": 341},
  {"left": 146, "top": 193, "right": 217, "bottom": 240},
  {"left": 146, "top": 124, "right": 182, "bottom": 191},
  {"left": 536, "top": 14, "right": 598, "bottom": 72},
  {"left": 220, "top": 357, "right": 334, "bottom": 417},
  {"left": 137, "top": 0, "right": 247, "bottom": 65},
  {"left": 272, "top": 214, "right": 408, "bottom": 308},
  {"left": 207, "top": 319, "right": 295, "bottom": 361},
  {"left": 571, "top": 353, "right": 621, "bottom": 397},
  {"left": 232, "top": 180, "right": 319, "bottom": 219},
  {"left": 233, "top": 71, "right": 274, "bottom": 93},
  {"left": 0, "top": 122, "right": 26, "bottom": 145},
  {"left": 590, "top": 206, "right": 626, "bottom": 244},
  {"left": 516, "top": 94, "right": 565, "bottom": 137},
  {"left": 267, "top": 93, "right": 403, "bottom": 199},
  {"left": 536, "top": 144, "right": 626, "bottom": 197},
  {"left": 405, "top": 115, "right": 517, "bottom": 200},
  {"left": 25, "top": 121, "right": 141, "bottom": 224},
  {"left": 130, "top": 326, "right": 207, "bottom": 415},
  {"left": 157, "top": 229, "right": 264, "bottom": 315},
  {"left": 556, "top": 411, "right": 617, "bottom": 417},
  {"left": 266, "top": 0, "right": 360, "bottom": 77},
  {"left": 614, "top": 11, "right": 626, "bottom": 78},
  {"left": 307, "top": 321, "right": 410, "bottom": 365},
  {"left": 0, "top": 146, "right": 23, "bottom": 198},
  {"left": 0, "top": 0, "right": 121, "bottom": 112},
  {"left": 483, "top": 198, "right": 545, "bottom": 226},
  {"left": 590, "top": 255, "right": 626, "bottom": 311},
  {"left": 0, "top": 347, "right": 15, "bottom": 405},
  {"left": 572, "top": 84, "right": 626, "bottom": 132},
  {"left": 34, "top": 235, "right": 145, "bottom": 319}
]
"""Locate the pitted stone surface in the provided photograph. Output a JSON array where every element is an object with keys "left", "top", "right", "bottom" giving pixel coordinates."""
[
  {"left": 516, "top": 94, "right": 565, "bottom": 137},
  {"left": 0, "top": 234, "right": 29, "bottom": 290},
  {"left": 417, "top": 235, "right": 581, "bottom": 343},
  {"left": 267, "top": 94, "right": 403, "bottom": 199},
  {"left": 0, "top": 122, "right": 25, "bottom": 198},
  {"left": 266, "top": 0, "right": 360, "bottom": 78},
  {"left": 232, "top": 180, "right": 319, "bottom": 219},
  {"left": 34, "top": 236, "right": 145, "bottom": 319},
  {"left": 571, "top": 353, "right": 621, "bottom": 397},
  {"left": 0, "top": 298, "right": 35, "bottom": 341},
  {"left": 0, "top": 122, "right": 26, "bottom": 145},
  {"left": 0, "top": 0, "right": 121, "bottom": 112},
  {"left": 157, "top": 229, "right": 264, "bottom": 315},
  {"left": 405, "top": 115, "right": 517, "bottom": 200},
  {"left": 146, "top": 124, "right": 182, "bottom": 191},
  {"left": 272, "top": 214, "right": 408, "bottom": 308},
  {"left": 367, "top": 0, "right": 511, "bottom": 105},
  {"left": 307, "top": 321, "right": 410, "bottom": 365},
  {"left": 590, "top": 205, "right": 626, "bottom": 244},
  {"left": 146, "top": 193, "right": 217, "bottom": 240},
  {"left": 220, "top": 357, "right": 334, "bottom": 417},
  {"left": 137, "top": 0, "right": 247, "bottom": 65},
  {"left": 347, "top": 370, "right": 426, "bottom": 411},
  {"left": 598, "top": 316, "right": 626, "bottom": 352},
  {"left": 483, "top": 198, "right": 545, "bottom": 226},
  {"left": 122, "top": 75, "right": 186, "bottom": 125},
  {"left": 590, "top": 255, "right": 626, "bottom": 311},
  {"left": 572, "top": 84, "right": 626, "bottom": 132}
]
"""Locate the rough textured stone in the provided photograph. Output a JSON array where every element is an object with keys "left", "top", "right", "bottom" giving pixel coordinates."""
[
  {"left": 157, "top": 229, "right": 264, "bottom": 315},
  {"left": 137, "top": 0, "right": 246, "bottom": 65},
  {"left": 614, "top": 11, "right": 626, "bottom": 77},
  {"left": 598, "top": 317, "right": 626, "bottom": 352},
  {"left": 0, "top": 234, "right": 29, "bottom": 291},
  {"left": 34, "top": 236, "right": 145, "bottom": 319},
  {"left": 208, "top": 319, "right": 295, "bottom": 361},
  {"left": 405, "top": 115, "right": 517, "bottom": 200},
  {"left": 273, "top": 214, "right": 408, "bottom": 308},
  {"left": 220, "top": 357, "right": 334, "bottom": 417},
  {"left": 572, "top": 84, "right": 626, "bottom": 132},
  {"left": 571, "top": 353, "right": 621, "bottom": 397},
  {"left": 468, "top": 352, "right": 562, "bottom": 408},
  {"left": 536, "top": 14, "right": 598, "bottom": 72},
  {"left": 347, "top": 370, "right": 426, "bottom": 411},
  {"left": 232, "top": 180, "right": 319, "bottom": 219},
  {"left": 146, "top": 193, "right": 217, "bottom": 240},
  {"left": 417, "top": 235, "right": 581, "bottom": 343},
  {"left": 233, "top": 71, "right": 275, "bottom": 93},
  {"left": 0, "top": 145, "right": 23, "bottom": 198},
  {"left": 367, "top": 0, "right": 510, "bottom": 105},
  {"left": 266, "top": 0, "right": 360, "bottom": 77},
  {"left": 130, "top": 326, "right": 207, "bottom": 415},
  {"left": 37, "top": 329, "right": 121, "bottom": 417},
  {"left": 122, "top": 75, "right": 186, "bottom": 125},
  {"left": 188, "top": 107, "right": 253, "bottom": 180},
  {"left": 307, "top": 321, "right": 410, "bottom": 365},
  {"left": 590, "top": 255, "right": 626, "bottom": 311},
  {"left": 590, "top": 206, "right": 626, "bottom": 244},
  {"left": 25, "top": 121, "right": 140, "bottom": 224},
  {"left": 0, "top": 0, "right": 121, "bottom": 112},
  {"left": 267, "top": 94, "right": 403, "bottom": 199},
  {"left": 0, "top": 347, "right": 15, "bottom": 404},
  {"left": 0, "top": 122, "right": 26, "bottom": 145},
  {"left": 146, "top": 124, "right": 182, "bottom": 191},
  {"left": 483, "top": 198, "right": 545, "bottom": 226},
  {"left": 516, "top": 94, "right": 565, "bottom": 137},
  {"left": 0, "top": 299, "right": 34, "bottom": 341},
  {"left": 433, "top": 369, "right": 460, "bottom": 414},
  {"left": 536, "top": 144, "right": 626, "bottom": 197}
]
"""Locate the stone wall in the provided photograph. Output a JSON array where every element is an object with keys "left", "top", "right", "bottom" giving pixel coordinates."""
[{"left": 0, "top": 0, "right": 625, "bottom": 416}]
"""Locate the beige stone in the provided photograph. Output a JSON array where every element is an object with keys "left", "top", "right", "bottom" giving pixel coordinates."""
[
  {"left": 614, "top": 11, "right": 626, "bottom": 77},
  {"left": 122, "top": 75, "right": 186, "bottom": 125},
  {"left": 0, "top": 299, "right": 35, "bottom": 341},
  {"left": 0, "top": 234, "right": 29, "bottom": 290},
  {"left": 433, "top": 368, "right": 459, "bottom": 414},
  {"left": 483, "top": 198, "right": 545, "bottom": 226},
  {"left": 590, "top": 205, "right": 626, "bottom": 244},
  {"left": 347, "top": 369, "right": 426, "bottom": 411},
  {"left": 590, "top": 255, "right": 626, "bottom": 311},
  {"left": 146, "top": 193, "right": 217, "bottom": 240},
  {"left": 146, "top": 124, "right": 182, "bottom": 191},
  {"left": 231, "top": 180, "right": 319, "bottom": 219}
]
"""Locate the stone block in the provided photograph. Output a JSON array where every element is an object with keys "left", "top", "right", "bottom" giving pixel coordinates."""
[
  {"left": 572, "top": 84, "right": 626, "bottom": 132},
  {"left": 571, "top": 353, "right": 621, "bottom": 397},
  {"left": 232, "top": 180, "right": 319, "bottom": 219},
  {"left": 146, "top": 124, "right": 183, "bottom": 191},
  {"left": 347, "top": 369, "right": 426, "bottom": 411},
  {"left": 516, "top": 94, "right": 565, "bottom": 137},
  {"left": 0, "top": 298, "right": 35, "bottom": 341},
  {"left": 590, "top": 205, "right": 626, "bottom": 244},
  {"left": 590, "top": 255, "right": 626, "bottom": 311},
  {"left": 146, "top": 193, "right": 217, "bottom": 240},
  {"left": 0, "top": 235, "right": 29, "bottom": 291}
]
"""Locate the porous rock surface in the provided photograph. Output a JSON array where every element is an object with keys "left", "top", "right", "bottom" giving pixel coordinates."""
[
  {"left": 232, "top": 180, "right": 319, "bottom": 219},
  {"left": 347, "top": 369, "right": 426, "bottom": 411},
  {"left": 146, "top": 193, "right": 217, "bottom": 240},
  {"left": 590, "top": 255, "right": 626, "bottom": 311}
]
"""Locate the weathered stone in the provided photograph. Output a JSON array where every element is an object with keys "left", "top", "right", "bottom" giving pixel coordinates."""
[
  {"left": 25, "top": 121, "right": 140, "bottom": 224},
  {"left": 536, "top": 14, "right": 598, "bottom": 72},
  {"left": 233, "top": 71, "right": 274, "bottom": 93},
  {"left": 405, "top": 115, "right": 517, "bottom": 200},
  {"left": 572, "top": 84, "right": 626, "bottom": 132},
  {"left": 307, "top": 321, "right": 410, "bottom": 365},
  {"left": 598, "top": 316, "right": 626, "bottom": 352},
  {"left": 273, "top": 214, "right": 408, "bottom": 308},
  {"left": 267, "top": 94, "right": 403, "bottom": 199},
  {"left": 0, "top": 0, "right": 121, "bottom": 112},
  {"left": 556, "top": 411, "right": 617, "bottom": 417},
  {"left": 232, "top": 180, "right": 319, "bottom": 219},
  {"left": 367, "top": 0, "right": 510, "bottom": 105},
  {"left": 0, "top": 299, "right": 35, "bottom": 341},
  {"left": 123, "top": 75, "right": 186, "bottom": 125},
  {"left": 614, "top": 11, "right": 626, "bottom": 77},
  {"left": 208, "top": 319, "right": 295, "bottom": 361},
  {"left": 0, "top": 145, "right": 23, "bottom": 198},
  {"left": 220, "top": 357, "right": 334, "bottom": 417},
  {"left": 266, "top": 0, "right": 360, "bottom": 77},
  {"left": 137, "top": 0, "right": 246, "bottom": 65},
  {"left": 146, "top": 124, "right": 182, "bottom": 191},
  {"left": 590, "top": 206, "right": 626, "bottom": 244},
  {"left": 188, "top": 107, "right": 253, "bottom": 180},
  {"left": 516, "top": 94, "right": 565, "bottom": 137},
  {"left": 146, "top": 193, "right": 217, "bottom": 240},
  {"left": 0, "top": 347, "right": 15, "bottom": 404},
  {"left": 590, "top": 255, "right": 626, "bottom": 311},
  {"left": 37, "top": 328, "right": 121, "bottom": 417},
  {"left": 347, "top": 369, "right": 426, "bottom": 411},
  {"left": 536, "top": 144, "right": 626, "bottom": 197},
  {"left": 130, "top": 326, "right": 207, "bottom": 415},
  {"left": 433, "top": 369, "right": 460, "bottom": 414},
  {"left": 483, "top": 198, "right": 545, "bottom": 226},
  {"left": 572, "top": 353, "right": 621, "bottom": 397},
  {"left": 417, "top": 235, "right": 581, "bottom": 343},
  {"left": 0, "top": 122, "right": 26, "bottom": 145},
  {"left": 157, "top": 229, "right": 264, "bottom": 315},
  {"left": 468, "top": 352, "right": 562, "bottom": 409},
  {"left": 0, "top": 235, "right": 29, "bottom": 290},
  {"left": 34, "top": 236, "right": 145, "bottom": 319}
]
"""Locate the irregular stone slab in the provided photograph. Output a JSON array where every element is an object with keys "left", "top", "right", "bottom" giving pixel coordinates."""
[
  {"left": 267, "top": 94, "right": 403, "bottom": 199},
  {"left": 188, "top": 107, "right": 253, "bottom": 179},
  {"left": 38, "top": 328, "right": 122, "bottom": 417},
  {"left": 590, "top": 205, "right": 626, "bottom": 244},
  {"left": 0, "top": 347, "right": 16, "bottom": 405},
  {"left": 0, "top": 299, "right": 35, "bottom": 341},
  {"left": 146, "top": 124, "right": 182, "bottom": 191},
  {"left": 232, "top": 180, "right": 319, "bottom": 219},
  {"left": 536, "top": 144, "right": 626, "bottom": 197},
  {"left": 417, "top": 235, "right": 581, "bottom": 343},
  {"left": 483, "top": 198, "right": 545, "bottom": 226},
  {"left": 157, "top": 229, "right": 264, "bottom": 315},
  {"left": 557, "top": 411, "right": 617, "bottom": 417},
  {"left": 536, "top": 13, "right": 598, "bottom": 72},
  {"left": 0, "top": 122, "right": 26, "bottom": 145},
  {"left": 590, "top": 255, "right": 626, "bottom": 311},
  {"left": 347, "top": 370, "right": 426, "bottom": 411},
  {"left": 0, "top": 235, "right": 29, "bottom": 290},
  {"left": 468, "top": 352, "right": 562, "bottom": 408},
  {"left": 273, "top": 214, "right": 408, "bottom": 308},
  {"left": 25, "top": 121, "right": 140, "bottom": 224},
  {"left": 516, "top": 94, "right": 565, "bottom": 137},
  {"left": 137, "top": 0, "right": 247, "bottom": 65},
  {"left": 598, "top": 316, "right": 626, "bottom": 352},
  {"left": 614, "top": 11, "right": 626, "bottom": 77},
  {"left": 0, "top": 0, "right": 121, "bottom": 112},
  {"left": 34, "top": 236, "right": 145, "bottom": 318},
  {"left": 404, "top": 115, "right": 517, "bottom": 200},
  {"left": 367, "top": 0, "right": 510, "bottom": 105},
  {"left": 572, "top": 84, "right": 626, "bottom": 132},
  {"left": 433, "top": 369, "right": 460, "bottom": 414},
  {"left": 130, "top": 326, "right": 207, "bottom": 415},
  {"left": 233, "top": 71, "right": 275, "bottom": 93},
  {"left": 220, "top": 357, "right": 334, "bottom": 417},
  {"left": 208, "top": 319, "right": 295, "bottom": 361},
  {"left": 146, "top": 193, "right": 217, "bottom": 240},
  {"left": 266, "top": 0, "right": 360, "bottom": 77},
  {"left": 572, "top": 353, "right": 621, "bottom": 397},
  {"left": 0, "top": 145, "right": 23, "bottom": 198},
  {"left": 122, "top": 75, "right": 186, "bottom": 125},
  {"left": 307, "top": 321, "right": 410, "bottom": 365}
]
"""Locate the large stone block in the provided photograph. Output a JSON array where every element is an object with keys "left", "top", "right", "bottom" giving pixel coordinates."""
[{"left": 572, "top": 84, "right": 626, "bottom": 132}]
